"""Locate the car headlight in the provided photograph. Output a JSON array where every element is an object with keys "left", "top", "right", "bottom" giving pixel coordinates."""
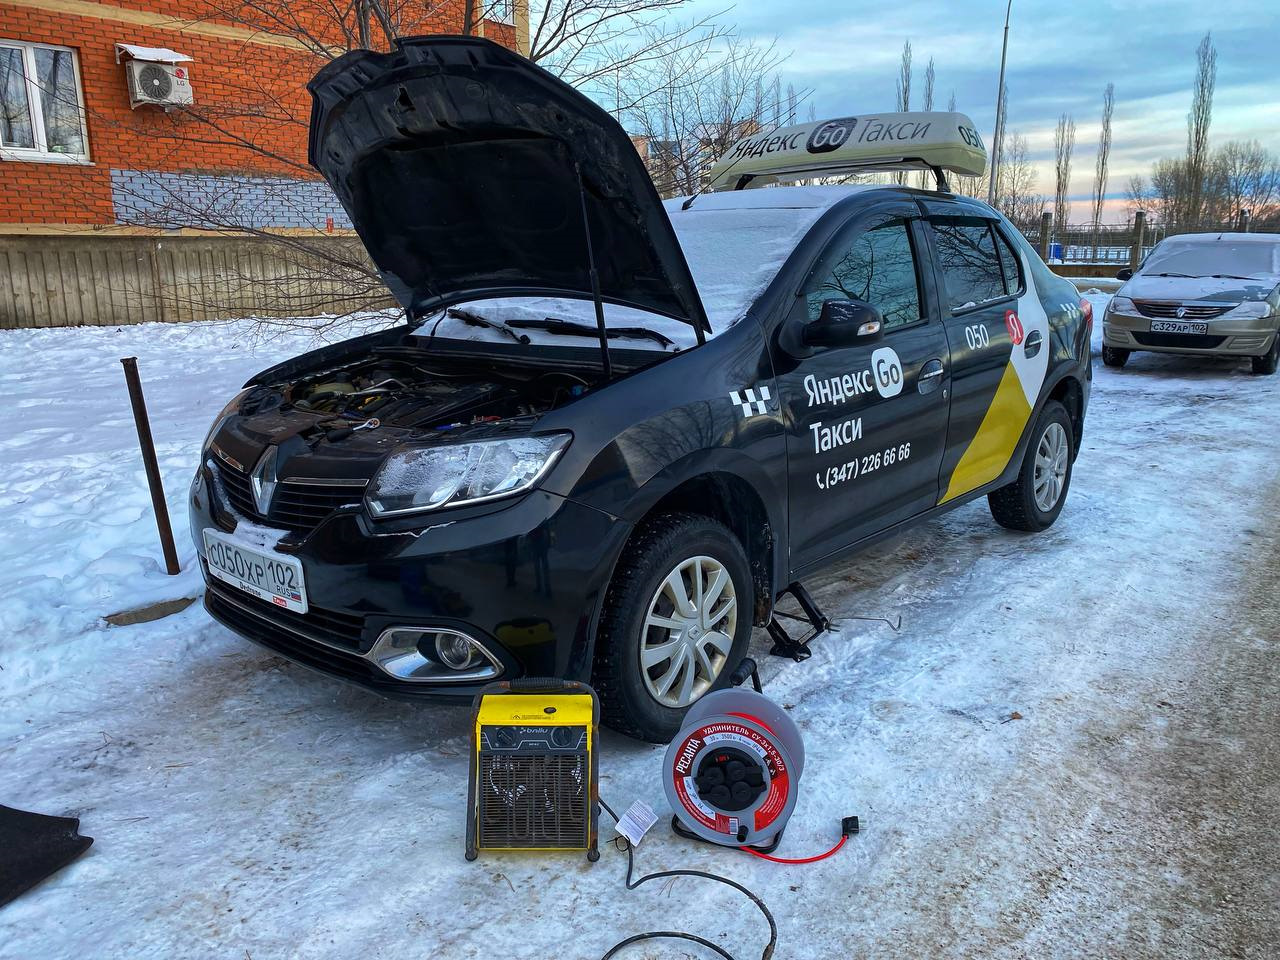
[
  {"left": 203, "top": 388, "right": 252, "bottom": 451},
  {"left": 366, "top": 434, "right": 571, "bottom": 517},
  {"left": 1225, "top": 301, "right": 1273, "bottom": 319},
  {"left": 1107, "top": 296, "right": 1137, "bottom": 316}
]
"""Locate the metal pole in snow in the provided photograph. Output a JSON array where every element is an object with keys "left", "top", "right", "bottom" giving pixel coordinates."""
[
  {"left": 120, "top": 357, "right": 181, "bottom": 576},
  {"left": 987, "top": 0, "right": 1013, "bottom": 206}
]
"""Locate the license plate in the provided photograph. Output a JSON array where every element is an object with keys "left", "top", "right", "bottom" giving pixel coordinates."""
[
  {"left": 203, "top": 529, "right": 308, "bottom": 613},
  {"left": 1150, "top": 319, "right": 1208, "bottom": 335}
]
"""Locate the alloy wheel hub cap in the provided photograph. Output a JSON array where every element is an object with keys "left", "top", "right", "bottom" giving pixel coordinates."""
[
  {"left": 1033, "top": 422, "right": 1069, "bottom": 512},
  {"left": 640, "top": 555, "right": 737, "bottom": 708}
]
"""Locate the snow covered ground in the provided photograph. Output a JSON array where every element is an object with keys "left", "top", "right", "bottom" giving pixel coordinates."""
[{"left": 3, "top": 297, "right": 1279, "bottom": 958}]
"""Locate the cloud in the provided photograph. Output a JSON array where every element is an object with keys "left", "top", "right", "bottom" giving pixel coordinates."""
[{"left": 686, "top": 0, "right": 1280, "bottom": 221}]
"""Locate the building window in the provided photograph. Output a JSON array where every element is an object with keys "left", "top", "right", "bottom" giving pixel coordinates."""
[
  {"left": 0, "top": 41, "right": 89, "bottom": 163},
  {"left": 488, "top": 0, "right": 516, "bottom": 25}
]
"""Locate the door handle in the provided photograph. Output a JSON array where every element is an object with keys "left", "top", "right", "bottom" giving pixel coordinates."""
[
  {"left": 917, "top": 359, "right": 945, "bottom": 395},
  {"left": 1024, "top": 330, "right": 1044, "bottom": 359}
]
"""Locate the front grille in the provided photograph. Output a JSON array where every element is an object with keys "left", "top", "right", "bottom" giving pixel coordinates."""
[
  {"left": 271, "top": 481, "right": 366, "bottom": 531},
  {"left": 205, "top": 574, "right": 365, "bottom": 652},
  {"left": 478, "top": 754, "right": 589, "bottom": 849},
  {"left": 1133, "top": 332, "right": 1228, "bottom": 349},
  {"left": 216, "top": 462, "right": 365, "bottom": 533},
  {"left": 1134, "top": 300, "right": 1232, "bottom": 320}
]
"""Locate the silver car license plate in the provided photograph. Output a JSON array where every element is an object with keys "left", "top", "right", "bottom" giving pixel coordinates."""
[
  {"left": 1150, "top": 319, "right": 1208, "bottom": 335},
  {"left": 203, "top": 529, "right": 308, "bottom": 613}
]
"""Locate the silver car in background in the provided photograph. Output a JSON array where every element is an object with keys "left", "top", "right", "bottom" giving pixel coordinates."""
[{"left": 1102, "top": 233, "right": 1280, "bottom": 375}]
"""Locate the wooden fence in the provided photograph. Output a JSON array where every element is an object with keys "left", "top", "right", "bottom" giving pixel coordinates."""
[{"left": 0, "top": 233, "right": 394, "bottom": 329}]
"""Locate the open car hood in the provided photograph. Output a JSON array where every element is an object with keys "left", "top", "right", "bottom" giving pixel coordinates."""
[{"left": 308, "top": 36, "right": 709, "bottom": 333}]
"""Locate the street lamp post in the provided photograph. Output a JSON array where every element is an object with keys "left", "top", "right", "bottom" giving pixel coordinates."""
[{"left": 987, "top": 0, "right": 1013, "bottom": 206}]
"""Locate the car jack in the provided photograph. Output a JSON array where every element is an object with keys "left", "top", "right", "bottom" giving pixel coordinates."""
[{"left": 766, "top": 582, "right": 831, "bottom": 662}]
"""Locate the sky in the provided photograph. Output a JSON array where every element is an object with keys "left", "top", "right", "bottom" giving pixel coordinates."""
[{"left": 685, "top": 0, "right": 1280, "bottom": 222}]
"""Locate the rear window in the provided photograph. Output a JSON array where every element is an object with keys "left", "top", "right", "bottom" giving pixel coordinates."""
[{"left": 930, "top": 217, "right": 1010, "bottom": 312}]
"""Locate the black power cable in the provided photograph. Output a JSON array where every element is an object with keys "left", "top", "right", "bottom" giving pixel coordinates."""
[{"left": 597, "top": 798, "right": 778, "bottom": 960}]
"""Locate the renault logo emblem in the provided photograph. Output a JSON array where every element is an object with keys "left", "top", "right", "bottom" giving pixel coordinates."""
[
  {"left": 250, "top": 447, "right": 279, "bottom": 515},
  {"left": 1176, "top": 306, "right": 1187, "bottom": 318}
]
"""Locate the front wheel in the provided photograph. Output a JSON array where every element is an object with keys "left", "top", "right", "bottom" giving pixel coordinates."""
[
  {"left": 988, "top": 400, "right": 1075, "bottom": 532},
  {"left": 592, "top": 512, "right": 752, "bottom": 742},
  {"left": 1251, "top": 335, "right": 1279, "bottom": 375},
  {"left": 1101, "top": 344, "right": 1130, "bottom": 368}
]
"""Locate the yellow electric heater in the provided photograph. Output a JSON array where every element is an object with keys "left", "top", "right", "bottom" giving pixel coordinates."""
[{"left": 464, "top": 678, "right": 599, "bottom": 861}]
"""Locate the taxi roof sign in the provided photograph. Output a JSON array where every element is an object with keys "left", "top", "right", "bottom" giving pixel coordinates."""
[{"left": 705, "top": 112, "right": 987, "bottom": 191}]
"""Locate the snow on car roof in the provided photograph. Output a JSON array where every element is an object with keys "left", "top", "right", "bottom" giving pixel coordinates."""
[
  {"left": 413, "top": 185, "right": 877, "bottom": 351},
  {"left": 1159, "top": 232, "right": 1279, "bottom": 243},
  {"left": 671, "top": 183, "right": 879, "bottom": 211}
]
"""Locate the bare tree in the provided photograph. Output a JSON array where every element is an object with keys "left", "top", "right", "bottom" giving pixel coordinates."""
[
  {"left": 1183, "top": 31, "right": 1217, "bottom": 227},
  {"left": 619, "top": 33, "right": 796, "bottom": 197},
  {"left": 1124, "top": 173, "right": 1149, "bottom": 224},
  {"left": 922, "top": 57, "right": 935, "bottom": 111},
  {"left": 996, "top": 131, "right": 1045, "bottom": 232},
  {"left": 894, "top": 40, "right": 912, "bottom": 184},
  {"left": 895, "top": 40, "right": 913, "bottom": 111},
  {"left": 1053, "top": 113, "right": 1076, "bottom": 237},
  {"left": 1216, "top": 139, "right": 1280, "bottom": 228},
  {"left": 67, "top": 0, "right": 792, "bottom": 326},
  {"left": 1090, "top": 82, "right": 1114, "bottom": 257}
]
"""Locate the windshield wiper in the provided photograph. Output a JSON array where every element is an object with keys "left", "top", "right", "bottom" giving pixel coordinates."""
[
  {"left": 1206, "top": 274, "right": 1265, "bottom": 281},
  {"left": 445, "top": 307, "right": 530, "bottom": 345},
  {"left": 507, "top": 316, "right": 675, "bottom": 348},
  {"left": 1149, "top": 272, "right": 1197, "bottom": 278}
]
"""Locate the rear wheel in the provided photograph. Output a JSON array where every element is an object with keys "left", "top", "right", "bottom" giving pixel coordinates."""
[
  {"left": 1251, "top": 335, "right": 1279, "bottom": 375},
  {"left": 988, "top": 400, "right": 1075, "bottom": 533},
  {"left": 1101, "top": 344, "right": 1130, "bottom": 368},
  {"left": 593, "top": 512, "right": 752, "bottom": 743}
]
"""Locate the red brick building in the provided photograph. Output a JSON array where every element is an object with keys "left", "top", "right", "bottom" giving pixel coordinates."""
[{"left": 0, "top": 0, "right": 527, "bottom": 229}]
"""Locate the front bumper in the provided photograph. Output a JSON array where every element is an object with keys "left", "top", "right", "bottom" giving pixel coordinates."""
[
  {"left": 190, "top": 462, "right": 631, "bottom": 702},
  {"left": 1104, "top": 309, "right": 1278, "bottom": 357}
]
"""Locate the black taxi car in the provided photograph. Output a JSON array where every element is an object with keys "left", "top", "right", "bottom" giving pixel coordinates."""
[{"left": 191, "top": 36, "right": 1092, "bottom": 742}]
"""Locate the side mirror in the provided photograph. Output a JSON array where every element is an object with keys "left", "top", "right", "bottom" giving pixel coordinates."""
[
  {"left": 803, "top": 300, "right": 885, "bottom": 349},
  {"left": 1116, "top": 268, "right": 1133, "bottom": 281}
]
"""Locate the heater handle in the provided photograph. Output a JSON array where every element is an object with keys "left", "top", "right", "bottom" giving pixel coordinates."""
[{"left": 508, "top": 676, "right": 584, "bottom": 692}]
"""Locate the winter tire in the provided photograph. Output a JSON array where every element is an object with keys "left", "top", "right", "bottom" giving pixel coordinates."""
[
  {"left": 988, "top": 400, "right": 1075, "bottom": 533},
  {"left": 592, "top": 512, "right": 752, "bottom": 743},
  {"left": 1101, "top": 345, "right": 1130, "bottom": 368},
  {"left": 1251, "top": 335, "right": 1279, "bottom": 376}
]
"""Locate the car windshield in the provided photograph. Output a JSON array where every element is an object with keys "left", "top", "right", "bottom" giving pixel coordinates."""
[
  {"left": 667, "top": 204, "right": 830, "bottom": 329},
  {"left": 414, "top": 200, "right": 830, "bottom": 351},
  {"left": 1141, "top": 240, "right": 1280, "bottom": 279}
]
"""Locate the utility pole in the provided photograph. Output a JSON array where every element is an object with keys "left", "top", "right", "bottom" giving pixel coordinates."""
[{"left": 987, "top": 0, "right": 1013, "bottom": 205}]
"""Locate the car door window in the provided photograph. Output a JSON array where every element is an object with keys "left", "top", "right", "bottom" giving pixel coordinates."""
[
  {"left": 803, "top": 217, "right": 923, "bottom": 331},
  {"left": 930, "top": 217, "right": 1009, "bottom": 312},
  {"left": 992, "top": 225, "right": 1024, "bottom": 295}
]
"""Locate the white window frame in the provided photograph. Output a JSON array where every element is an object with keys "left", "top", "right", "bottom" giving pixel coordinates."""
[
  {"left": 487, "top": 0, "right": 516, "bottom": 26},
  {"left": 0, "top": 40, "right": 91, "bottom": 164}
]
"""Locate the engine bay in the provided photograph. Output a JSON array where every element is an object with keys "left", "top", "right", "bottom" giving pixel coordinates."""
[{"left": 247, "top": 346, "right": 593, "bottom": 435}]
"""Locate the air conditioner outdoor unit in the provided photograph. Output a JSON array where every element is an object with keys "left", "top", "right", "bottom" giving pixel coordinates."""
[{"left": 125, "top": 59, "right": 193, "bottom": 109}]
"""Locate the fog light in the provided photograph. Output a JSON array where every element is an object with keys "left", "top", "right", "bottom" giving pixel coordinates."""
[
  {"left": 433, "top": 632, "right": 477, "bottom": 670},
  {"left": 366, "top": 627, "right": 501, "bottom": 683}
]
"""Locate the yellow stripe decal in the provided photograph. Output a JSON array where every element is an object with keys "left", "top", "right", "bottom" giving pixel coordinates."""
[{"left": 940, "top": 361, "right": 1032, "bottom": 503}]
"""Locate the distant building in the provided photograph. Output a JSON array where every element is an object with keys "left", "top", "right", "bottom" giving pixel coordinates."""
[
  {"left": 0, "top": 2, "right": 528, "bottom": 229},
  {"left": 629, "top": 119, "right": 762, "bottom": 198},
  {"left": 0, "top": 2, "right": 528, "bottom": 328}
]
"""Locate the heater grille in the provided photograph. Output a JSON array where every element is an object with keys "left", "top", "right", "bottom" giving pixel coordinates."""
[
  {"left": 478, "top": 751, "right": 588, "bottom": 849},
  {"left": 465, "top": 681, "right": 599, "bottom": 862}
]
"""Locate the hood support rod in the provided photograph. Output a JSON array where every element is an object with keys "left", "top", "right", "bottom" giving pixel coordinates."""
[{"left": 574, "top": 161, "right": 614, "bottom": 381}]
